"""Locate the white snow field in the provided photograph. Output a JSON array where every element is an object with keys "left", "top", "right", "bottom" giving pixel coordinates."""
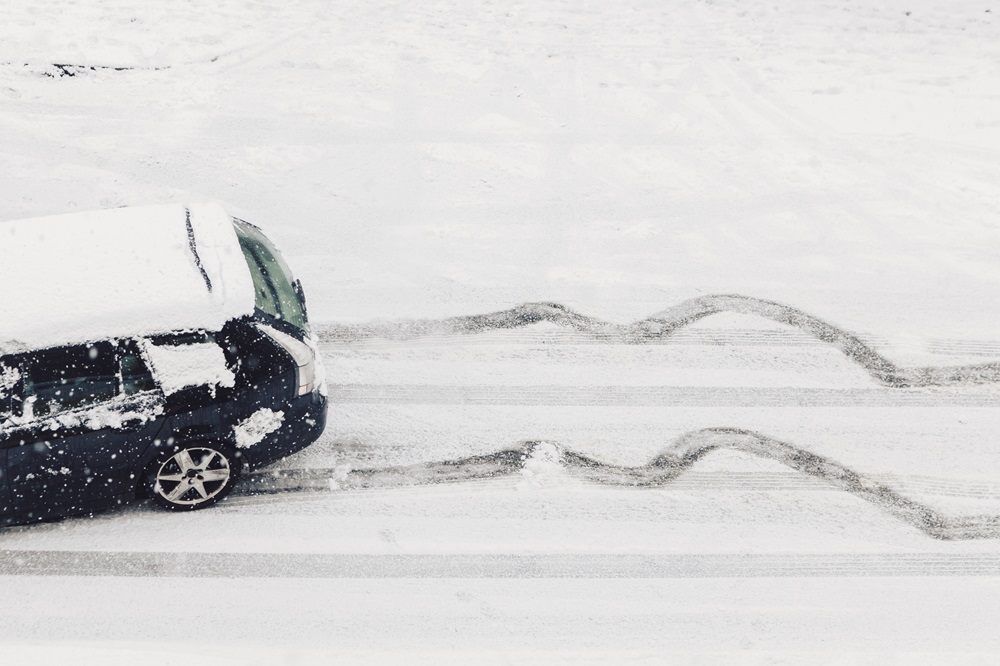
[{"left": 2, "top": 0, "right": 1000, "bottom": 663}]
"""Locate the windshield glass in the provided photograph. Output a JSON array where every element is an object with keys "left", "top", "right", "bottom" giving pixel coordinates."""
[{"left": 233, "top": 220, "right": 309, "bottom": 332}]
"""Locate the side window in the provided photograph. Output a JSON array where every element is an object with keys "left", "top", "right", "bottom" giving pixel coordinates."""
[
  {"left": 22, "top": 342, "right": 117, "bottom": 419},
  {"left": 119, "top": 342, "right": 156, "bottom": 395}
]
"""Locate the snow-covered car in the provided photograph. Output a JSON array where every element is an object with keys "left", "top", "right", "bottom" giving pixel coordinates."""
[{"left": 0, "top": 203, "right": 327, "bottom": 524}]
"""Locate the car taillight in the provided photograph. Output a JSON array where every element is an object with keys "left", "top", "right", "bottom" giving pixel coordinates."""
[{"left": 257, "top": 323, "right": 316, "bottom": 396}]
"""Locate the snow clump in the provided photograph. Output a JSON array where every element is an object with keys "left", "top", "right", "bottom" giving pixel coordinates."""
[
  {"left": 234, "top": 408, "right": 285, "bottom": 449},
  {"left": 517, "top": 441, "right": 564, "bottom": 491}
]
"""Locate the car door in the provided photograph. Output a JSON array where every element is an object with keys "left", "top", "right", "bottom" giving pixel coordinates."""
[{"left": 2, "top": 341, "right": 166, "bottom": 519}]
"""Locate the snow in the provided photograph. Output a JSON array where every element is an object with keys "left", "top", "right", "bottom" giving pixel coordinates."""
[
  {"left": 1, "top": 392, "right": 163, "bottom": 435},
  {"left": 233, "top": 407, "right": 285, "bottom": 449},
  {"left": 41, "top": 392, "right": 163, "bottom": 432},
  {"left": 0, "top": 203, "right": 254, "bottom": 352},
  {"left": 516, "top": 442, "right": 565, "bottom": 491},
  {"left": 139, "top": 339, "right": 235, "bottom": 396},
  {"left": 0, "top": 364, "right": 19, "bottom": 411},
  {"left": 1, "top": 0, "right": 1000, "bottom": 663}
]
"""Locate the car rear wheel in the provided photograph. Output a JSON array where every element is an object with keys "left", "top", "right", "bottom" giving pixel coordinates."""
[{"left": 148, "top": 445, "right": 238, "bottom": 511}]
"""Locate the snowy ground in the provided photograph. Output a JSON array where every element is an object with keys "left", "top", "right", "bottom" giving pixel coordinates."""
[{"left": 2, "top": 0, "right": 1000, "bottom": 663}]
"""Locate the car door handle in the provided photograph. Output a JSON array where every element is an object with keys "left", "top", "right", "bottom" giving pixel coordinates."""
[{"left": 120, "top": 418, "right": 145, "bottom": 431}]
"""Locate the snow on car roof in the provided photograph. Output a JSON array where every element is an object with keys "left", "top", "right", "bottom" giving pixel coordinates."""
[{"left": 0, "top": 202, "right": 255, "bottom": 353}]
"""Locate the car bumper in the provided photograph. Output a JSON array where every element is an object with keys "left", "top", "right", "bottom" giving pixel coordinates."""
[{"left": 240, "top": 390, "right": 328, "bottom": 470}]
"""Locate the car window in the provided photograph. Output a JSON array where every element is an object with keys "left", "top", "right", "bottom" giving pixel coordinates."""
[
  {"left": 22, "top": 342, "right": 118, "bottom": 419},
  {"left": 234, "top": 221, "right": 309, "bottom": 332},
  {"left": 119, "top": 342, "right": 156, "bottom": 395}
]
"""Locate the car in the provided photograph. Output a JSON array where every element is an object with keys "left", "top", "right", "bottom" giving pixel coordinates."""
[{"left": 0, "top": 203, "right": 327, "bottom": 524}]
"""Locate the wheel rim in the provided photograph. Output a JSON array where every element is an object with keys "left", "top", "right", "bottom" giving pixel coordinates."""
[{"left": 154, "top": 447, "right": 231, "bottom": 506}]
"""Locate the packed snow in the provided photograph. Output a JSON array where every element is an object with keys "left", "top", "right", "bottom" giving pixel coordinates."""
[{"left": 516, "top": 441, "right": 565, "bottom": 491}]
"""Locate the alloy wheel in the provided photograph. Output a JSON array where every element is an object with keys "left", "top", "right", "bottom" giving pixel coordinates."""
[{"left": 153, "top": 447, "right": 232, "bottom": 507}]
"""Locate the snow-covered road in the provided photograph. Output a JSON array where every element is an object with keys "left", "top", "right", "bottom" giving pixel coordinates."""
[
  {"left": 3, "top": 311, "right": 1000, "bottom": 662},
  {"left": 7, "top": 576, "right": 1000, "bottom": 664},
  {"left": 3, "top": 0, "right": 1000, "bottom": 662}
]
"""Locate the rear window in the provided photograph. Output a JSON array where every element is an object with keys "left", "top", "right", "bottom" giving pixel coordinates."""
[
  {"left": 234, "top": 220, "right": 308, "bottom": 332},
  {"left": 0, "top": 341, "right": 158, "bottom": 423}
]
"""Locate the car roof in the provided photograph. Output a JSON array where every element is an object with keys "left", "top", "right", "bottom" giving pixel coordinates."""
[{"left": 0, "top": 202, "right": 256, "bottom": 353}]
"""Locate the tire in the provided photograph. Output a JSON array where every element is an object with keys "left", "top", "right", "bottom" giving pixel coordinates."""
[{"left": 147, "top": 444, "right": 240, "bottom": 511}]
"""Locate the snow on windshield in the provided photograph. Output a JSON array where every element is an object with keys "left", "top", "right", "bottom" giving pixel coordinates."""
[{"left": 0, "top": 202, "right": 255, "bottom": 351}]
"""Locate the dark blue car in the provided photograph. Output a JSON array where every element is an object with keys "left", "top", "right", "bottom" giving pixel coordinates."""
[{"left": 0, "top": 205, "right": 327, "bottom": 524}]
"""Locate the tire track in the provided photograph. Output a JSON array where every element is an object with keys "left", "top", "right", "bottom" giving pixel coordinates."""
[
  {"left": 327, "top": 385, "right": 998, "bottom": 407},
  {"left": 326, "top": 328, "right": 889, "bottom": 349},
  {"left": 317, "top": 295, "right": 1000, "bottom": 388},
  {"left": 325, "top": 330, "right": 1000, "bottom": 357},
  {"left": 240, "top": 430, "right": 1000, "bottom": 541},
  {"left": 2, "top": 550, "right": 999, "bottom": 578},
  {"left": 244, "top": 468, "right": 1000, "bottom": 499}
]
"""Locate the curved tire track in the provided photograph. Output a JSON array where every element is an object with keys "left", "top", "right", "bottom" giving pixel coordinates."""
[
  {"left": 241, "top": 428, "right": 1000, "bottom": 541},
  {"left": 318, "top": 294, "right": 1000, "bottom": 388}
]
